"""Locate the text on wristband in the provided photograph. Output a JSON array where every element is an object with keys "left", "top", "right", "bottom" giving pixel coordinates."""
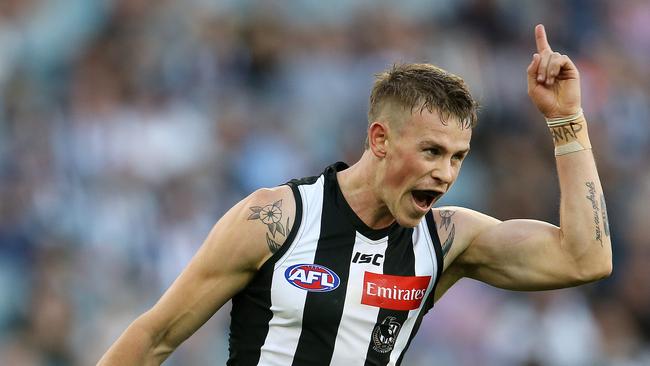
[{"left": 551, "top": 122, "right": 583, "bottom": 144}]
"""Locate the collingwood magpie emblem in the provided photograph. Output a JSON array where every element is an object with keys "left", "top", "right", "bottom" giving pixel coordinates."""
[{"left": 372, "top": 316, "right": 402, "bottom": 353}]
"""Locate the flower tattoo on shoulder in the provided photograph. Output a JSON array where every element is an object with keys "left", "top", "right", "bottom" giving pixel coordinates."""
[{"left": 248, "top": 199, "right": 291, "bottom": 253}]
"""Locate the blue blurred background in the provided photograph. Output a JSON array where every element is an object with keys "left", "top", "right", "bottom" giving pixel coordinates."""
[{"left": 1, "top": 0, "right": 649, "bottom": 365}]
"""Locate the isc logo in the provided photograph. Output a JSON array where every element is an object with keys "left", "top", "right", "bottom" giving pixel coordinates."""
[
  {"left": 285, "top": 264, "right": 340, "bottom": 292},
  {"left": 352, "top": 252, "right": 384, "bottom": 266}
]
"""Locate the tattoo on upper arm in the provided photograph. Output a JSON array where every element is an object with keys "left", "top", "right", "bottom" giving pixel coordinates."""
[
  {"left": 439, "top": 210, "right": 455, "bottom": 231},
  {"left": 600, "top": 193, "right": 610, "bottom": 237},
  {"left": 442, "top": 224, "right": 455, "bottom": 258},
  {"left": 439, "top": 210, "right": 456, "bottom": 258},
  {"left": 248, "top": 199, "right": 291, "bottom": 253},
  {"left": 585, "top": 182, "right": 603, "bottom": 246}
]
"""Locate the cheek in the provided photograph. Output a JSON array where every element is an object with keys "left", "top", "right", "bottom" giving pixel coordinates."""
[{"left": 384, "top": 151, "right": 420, "bottom": 190}]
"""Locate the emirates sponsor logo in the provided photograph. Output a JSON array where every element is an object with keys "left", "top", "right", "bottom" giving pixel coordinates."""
[{"left": 361, "top": 272, "right": 431, "bottom": 311}]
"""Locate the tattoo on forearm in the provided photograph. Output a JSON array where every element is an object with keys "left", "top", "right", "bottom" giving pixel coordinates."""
[
  {"left": 442, "top": 224, "right": 455, "bottom": 258},
  {"left": 600, "top": 193, "right": 610, "bottom": 237},
  {"left": 248, "top": 199, "right": 290, "bottom": 253},
  {"left": 585, "top": 182, "right": 603, "bottom": 246}
]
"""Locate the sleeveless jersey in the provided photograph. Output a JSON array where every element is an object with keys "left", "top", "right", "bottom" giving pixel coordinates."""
[{"left": 228, "top": 162, "right": 444, "bottom": 366}]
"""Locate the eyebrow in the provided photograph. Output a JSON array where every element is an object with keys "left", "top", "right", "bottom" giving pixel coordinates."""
[{"left": 419, "top": 141, "right": 471, "bottom": 155}]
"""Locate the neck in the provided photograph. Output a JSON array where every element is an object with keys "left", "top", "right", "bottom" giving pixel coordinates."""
[{"left": 337, "top": 151, "right": 395, "bottom": 229}]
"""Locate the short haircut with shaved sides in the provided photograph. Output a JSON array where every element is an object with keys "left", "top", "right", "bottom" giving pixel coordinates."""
[{"left": 365, "top": 63, "right": 479, "bottom": 149}]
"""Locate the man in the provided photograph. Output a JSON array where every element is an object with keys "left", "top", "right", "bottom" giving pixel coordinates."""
[{"left": 98, "top": 24, "right": 611, "bottom": 365}]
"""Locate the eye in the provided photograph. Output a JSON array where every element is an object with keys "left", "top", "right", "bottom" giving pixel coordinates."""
[
  {"left": 426, "top": 148, "right": 441, "bottom": 156},
  {"left": 452, "top": 153, "right": 465, "bottom": 161}
]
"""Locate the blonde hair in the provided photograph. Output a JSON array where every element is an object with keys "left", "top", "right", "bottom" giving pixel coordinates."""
[{"left": 366, "top": 63, "right": 478, "bottom": 148}]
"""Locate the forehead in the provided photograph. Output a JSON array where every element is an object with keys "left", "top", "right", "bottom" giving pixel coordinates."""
[{"left": 399, "top": 109, "right": 472, "bottom": 151}]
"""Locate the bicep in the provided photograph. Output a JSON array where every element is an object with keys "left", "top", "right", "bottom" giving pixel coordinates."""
[
  {"left": 142, "top": 187, "right": 296, "bottom": 354},
  {"left": 147, "top": 226, "right": 256, "bottom": 351},
  {"left": 457, "top": 217, "right": 583, "bottom": 291}
]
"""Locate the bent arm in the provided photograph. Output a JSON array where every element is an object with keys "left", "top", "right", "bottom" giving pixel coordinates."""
[
  {"left": 97, "top": 186, "right": 296, "bottom": 365},
  {"left": 450, "top": 25, "right": 612, "bottom": 291},
  {"left": 456, "top": 145, "right": 611, "bottom": 290},
  {"left": 436, "top": 114, "right": 612, "bottom": 291},
  {"left": 556, "top": 147, "right": 612, "bottom": 276}
]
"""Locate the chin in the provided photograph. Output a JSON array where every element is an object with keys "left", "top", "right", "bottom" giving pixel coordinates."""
[{"left": 395, "top": 214, "right": 425, "bottom": 228}]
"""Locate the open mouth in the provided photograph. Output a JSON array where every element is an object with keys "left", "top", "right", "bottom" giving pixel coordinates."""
[{"left": 411, "top": 190, "right": 441, "bottom": 210}]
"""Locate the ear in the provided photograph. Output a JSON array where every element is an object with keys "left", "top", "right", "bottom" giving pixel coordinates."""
[{"left": 368, "top": 121, "right": 389, "bottom": 158}]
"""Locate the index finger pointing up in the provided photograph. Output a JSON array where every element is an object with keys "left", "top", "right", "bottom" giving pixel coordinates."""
[{"left": 535, "top": 24, "right": 552, "bottom": 53}]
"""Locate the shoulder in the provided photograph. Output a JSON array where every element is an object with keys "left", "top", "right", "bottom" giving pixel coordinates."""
[
  {"left": 242, "top": 185, "right": 298, "bottom": 244},
  {"left": 245, "top": 185, "right": 297, "bottom": 213},
  {"left": 431, "top": 206, "right": 500, "bottom": 231},
  {"left": 429, "top": 206, "right": 502, "bottom": 301},
  {"left": 431, "top": 206, "right": 501, "bottom": 270},
  {"left": 243, "top": 185, "right": 298, "bottom": 241},
  {"left": 206, "top": 185, "right": 298, "bottom": 271}
]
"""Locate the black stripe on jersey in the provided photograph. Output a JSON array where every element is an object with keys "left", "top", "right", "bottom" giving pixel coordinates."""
[
  {"left": 364, "top": 226, "right": 415, "bottom": 366},
  {"left": 291, "top": 173, "right": 356, "bottom": 366},
  {"left": 424, "top": 210, "right": 444, "bottom": 305},
  {"left": 394, "top": 210, "right": 444, "bottom": 365},
  {"left": 227, "top": 183, "right": 305, "bottom": 366},
  {"left": 286, "top": 173, "right": 321, "bottom": 188}
]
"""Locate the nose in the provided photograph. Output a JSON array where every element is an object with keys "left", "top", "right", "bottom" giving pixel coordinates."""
[{"left": 431, "top": 159, "right": 453, "bottom": 185}]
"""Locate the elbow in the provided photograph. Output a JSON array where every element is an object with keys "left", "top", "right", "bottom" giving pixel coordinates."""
[
  {"left": 602, "top": 258, "right": 614, "bottom": 278},
  {"left": 575, "top": 256, "right": 613, "bottom": 284},
  {"left": 563, "top": 234, "right": 613, "bottom": 284},
  {"left": 589, "top": 260, "right": 612, "bottom": 281}
]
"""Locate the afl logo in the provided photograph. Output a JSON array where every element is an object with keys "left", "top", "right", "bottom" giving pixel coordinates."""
[{"left": 285, "top": 264, "right": 340, "bottom": 292}]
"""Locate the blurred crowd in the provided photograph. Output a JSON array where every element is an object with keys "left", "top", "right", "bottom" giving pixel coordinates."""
[{"left": 1, "top": 0, "right": 649, "bottom": 365}]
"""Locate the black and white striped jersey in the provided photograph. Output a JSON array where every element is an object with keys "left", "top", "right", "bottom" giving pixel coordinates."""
[{"left": 228, "top": 162, "right": 444, "bottom": 366}]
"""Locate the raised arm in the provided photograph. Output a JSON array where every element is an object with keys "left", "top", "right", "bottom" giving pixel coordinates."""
[
  {"left": 97, "top": 186, "right": 296, "bottom": 365},
  {"left": 435, "top": 25, "right": 612, "bottom": 296}
]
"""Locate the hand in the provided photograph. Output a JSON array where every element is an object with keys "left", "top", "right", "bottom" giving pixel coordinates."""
[{"left": 527, "top": 24, "right": 581, "bottom": 119}]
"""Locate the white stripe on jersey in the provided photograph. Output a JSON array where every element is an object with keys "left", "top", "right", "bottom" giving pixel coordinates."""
[
  {"left": 329, "top": 233, "right": 387, "bottom": 366},
  {"left": 258, "top": 176, "right": 325, "bottom": 365},
  {"left": 388, "top": 222, "right": 438, "bottom": 365}
]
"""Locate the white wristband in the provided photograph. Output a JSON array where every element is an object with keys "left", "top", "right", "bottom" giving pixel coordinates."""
[{"left": 546, "top": 108, "right": 584, "bottom": 127}]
